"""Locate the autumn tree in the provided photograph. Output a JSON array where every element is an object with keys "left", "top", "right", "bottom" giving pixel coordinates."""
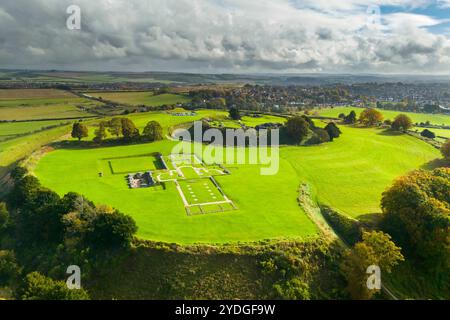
[
  {"left": 71, "top": 122, "right": 88, "bottom": 141},
  {"left": 286, "top": 116, "right": 310, "bottom": 144},
  {"left": 359, "top": 109, "right": 384, "bottom": 127},
  {"left": 142, "top": 121, "right": 164, "bottom": 142},
  {"left": 121, "top": 118, "right": 139, "bottom": 140},
  {"left": 441, "top": 139, "right": 450, "bottom": 160},
  {"left": 93, "top": 121, "right": 107, "bottom": 143},
  {"left": 381, "top": 168, "right": 450, "bottom": 272},
  {"left": 391, "top": 114, "right": 413, "bottom": 131},
  {"left": 108, "top": 118, "right": 122, "bottom": 138},
  {"left": 340, "top": 231, "right": 404, "bottom": 300}
]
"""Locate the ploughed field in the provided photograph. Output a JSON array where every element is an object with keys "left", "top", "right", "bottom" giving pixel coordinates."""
[{"left": 34, "top": 113, "right": 440, "bottom": 244}]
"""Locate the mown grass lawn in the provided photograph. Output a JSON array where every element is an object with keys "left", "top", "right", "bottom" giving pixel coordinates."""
[
  {"left": 282, "top": 126, "right": 440, "bottom": 218},
  {"left": 35, "top": 140, "right": 318, "bottom": 244},
  {"left": 34, "top": 117, "right": 441, "bottom": 243}
]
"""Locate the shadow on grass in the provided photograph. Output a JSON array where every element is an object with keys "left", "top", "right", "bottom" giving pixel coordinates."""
[
  {"left": 357, "top": 212, "right": 383, "bottom": 228},
  {"left": 420, "top": 158, "right": 450, "bottom": 170},
  {"left": 377, "top": 129, "right": 404, "bottom": 136},
  {"left": 50, "top": 138, "right": 159, "bottom": 151}
]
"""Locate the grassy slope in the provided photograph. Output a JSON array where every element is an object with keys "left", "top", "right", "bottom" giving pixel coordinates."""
[
  {"left": 34, "top": 118, "right": 440, "bottom": 243},
  {"left": 87, "top": 247, "right": 266, "bottom": 300},
  {"left": 282, "top": 126, "right": 440, "bottom": 218},
  {"left": 311, "top": 107, "right": 450, "bottom": 126}
]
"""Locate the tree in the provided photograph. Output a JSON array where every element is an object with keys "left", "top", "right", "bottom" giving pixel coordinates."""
[
  {"left": 71, "top": 122, "right": 88, "bottom": 141},
  {"left": 10, "top": 166, "right": 27, "bottom": 181},
  {"left": 108, "top": 118, "right": 122, "bottom": 137},
  {"left": 441, "top": 140, "right": 450, "bottom": 160},
  {"left": 229, "top": 107, "right": 241, "bottom": 120},
  {"left": 93, "top": 121, "right": 107, "bottom": 143},
  {"left": 0, "top": 202, "right": 9, "bottom": 230},
  {"left": 85, "top": 209, "right": 137, "bottom": 250},
  {"left": 20, "top": 272, "right": 89, "bottom": 300},
  {"left": 344, "top": 111, "right": 357, "bottom": 124},
  {"left": 0, "top": 250, "right": 21, "bottom": 287},
  {"left": 286, "top": 116, "right": 310, "bottom": 144},
  {"left": 359, "top": 109, "right": 384, "bottom": 127},
  {"left": 325, "top": 122, "right": 341, "bottom": 141},
  {"left": 121, "top": 118, "right": 139, "bottom": 140},
  {"left": 391, "top": 114, "right": 413, "bottom": 131},
  {"left": 313, "top": 128, "right": 330, "bottom": 144},
  {"left": 381, "top": 168, "right": 450, "bottom": 272},
  {"left": 142, "top": 121, "right": 164, "bottom": 142},
  {"left": 340, "top": 231, "right": 404, "bottom": 300},
  {"left": 421, "top": 129, "right": 436, "bottom": 139}
]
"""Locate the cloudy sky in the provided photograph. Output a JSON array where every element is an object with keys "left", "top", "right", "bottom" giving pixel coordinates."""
[{"left": 0, "top": 0, "right": 449, "bottom": 74}]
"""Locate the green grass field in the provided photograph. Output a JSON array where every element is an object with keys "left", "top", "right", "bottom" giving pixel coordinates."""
[
  {"left": 310, "top": 107, "right": 450, "bottom": 126},
  {"left": 0, "top": 120, "right": 70, "bottom": 142},
  {"left": 34, "top": 140, "right": 319, "bottom": 244},
  {"left": 87, "top": 92, "right": 191, "bottom": 106},
  {"left": 0, "top": 89, "right": 98, "bottom": 121}
]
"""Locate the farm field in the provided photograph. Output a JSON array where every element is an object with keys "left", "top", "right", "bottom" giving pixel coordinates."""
[
  {"left": 310, "top": 106, "right": 450, "bottom": 126},
  {"left": 0, "top": 120, "right": 70, "bottom": 141},
  {"left": 412, "top": 127, "right": 450, "bottom": 139},
  {"left": 0, "top": 89, "right": 98, "bottom": 120},
  {"left": 210, "top": 114, "right": 286, "bottom": 128},
  {"left": 34, "top": 119, "right": 441, "bottom": 243},
  {"left": 87, "top": 92, "right": 191, "bottom": 106}
]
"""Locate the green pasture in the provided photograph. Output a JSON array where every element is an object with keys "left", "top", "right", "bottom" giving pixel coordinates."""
[
  {"left": 34, "top": 120, "right": 441, "bottom": 243},
  {"left": 87, "top": 92, "right": 191, "bottom": 106},
  {"left": 310, "top": 107, "right": 450, "bottom": 126}
]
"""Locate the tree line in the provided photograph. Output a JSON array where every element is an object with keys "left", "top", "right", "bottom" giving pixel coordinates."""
[
  {"left": 0, "top": 167, "right": 138, "bottom": 300},
  {"left": 71, "top": 118, "right": 164, "bottom": 144}
]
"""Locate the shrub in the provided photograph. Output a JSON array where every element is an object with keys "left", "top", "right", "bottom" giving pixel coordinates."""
[
  {"left": 20, "top": 272, "right": 89, "bottom": 300},
  {"left": 391, "top": 114, "right": 413, "bottom": 131},
  {"left": 421, "top": 129, "right": 436, "bottom": 139},
  {"left": 441, "top": 140, "right": 450, "bottom": 160}
]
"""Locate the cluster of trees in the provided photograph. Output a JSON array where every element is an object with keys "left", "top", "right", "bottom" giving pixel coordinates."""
[
  {"left": 285, "top": 115, "right": 341, "bottom": 145},
  {"left": 380, "top": 168, "right": 450, "bottom": 273},
  {"left": 359, "top": 108, "right": 384, "bottom": 127},
  {"left": 72, "top": 119, "right": 164, "bottom": 144},
  {"left": 421, "top": 129, "right": 436, "bottom": 139},
  {"left": 340, "top": 231, "right": 404, "bottom": 300},
  {"left": 391, "top": 114, "right": 413, "bottom": 132},
  {"left": 0, "top": 167, "right": 138, "bottom": 299},
  {"left": 442, "top": 140, "right": 450, "bottom": 160}
]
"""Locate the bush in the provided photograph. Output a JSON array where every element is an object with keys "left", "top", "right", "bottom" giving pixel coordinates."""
[
  {"left": 421, "top": 129, "right": 436, "bottom": 139},
  {"left": 441, "top": 140, "right": 450, "bottom": 160},
  {"left": 84, "top": 210, "right": 138, "bottom": 250},
  {"left": 391, "top": 114, "right": 413, "bottom": 131},
  {"left": 325, "top": 122, "right": 341, "bottom": 141},
  {"left": 0, "top": 250, "right": 21, "bottom": 286},
  {"left": 0, "top": 202, "right": 9, "bottom": 230},
  {"left": 20, "top": 272, "right": 89, "bottom": 300},
  {"left": 381, "top": 168, "right": 450, "bottom": 272},
  {"left": 321, "top": 206, "right": 361, "bottom": 245}
]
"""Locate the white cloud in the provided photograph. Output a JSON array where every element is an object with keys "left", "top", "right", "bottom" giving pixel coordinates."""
[{"left": 0, "top": 0, "right": 448, "bottom": 73}]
